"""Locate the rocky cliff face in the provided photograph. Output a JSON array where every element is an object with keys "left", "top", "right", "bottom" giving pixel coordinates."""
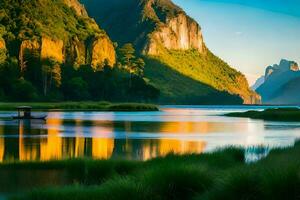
[
  {"left": 82, "top": 0, "right": 260, "bottom": 104},
  {"left": 63, "top": 0, "right": 88, "bottom": 16},
  {"left": 18, "top": 35, "right": 116, "bottom": 70},
  {"left": 144, "top": 13, "right": 205, "bottom": 55},
  {"left": 1, "top": 0, "right": 116, "bottom": 70},
  {"left": 89, "top": 36, "right": 116, "bottom": 69},
  {"left": 0, "top": 38, "right": 6, "bottom": 63}
]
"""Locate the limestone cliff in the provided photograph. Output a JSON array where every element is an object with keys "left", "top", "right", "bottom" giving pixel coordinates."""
[
  {"left": 144, "top": 13, "right": 205, "bottom": 55},
  {"left": 1, "top": 0, "right": 116, "bottom": 70},
  {"left": 41, "top": 37, "right": 64, "bottom": 63},
  {"left": 89, "top": 36, "right": 116, "bottom": 69},
  {"left": 63, "top": 0, "right": 88, "bottom": 16},
  {"left": 82, "top": 0, "right": 260, "bottom": 104},
  {"left": 18, "top": 35, "right": 116, "bottom": 70},
  {"left": 0, "top": 38, "right": 5, "bottom": 50},
  {"left": 0, "top": 38, "right": 6, "bottom": 63}
]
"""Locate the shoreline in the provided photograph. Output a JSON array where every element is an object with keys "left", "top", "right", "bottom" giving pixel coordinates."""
[
  {"left": 225, "top": 107, "right": 300, "bottom": 121},
  {"left": 0, "top": 102, "right": 159, "bottom": 112}
]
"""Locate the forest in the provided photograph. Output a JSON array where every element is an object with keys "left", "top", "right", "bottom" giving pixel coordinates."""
[{"left": 0, "top": 43, "right": 159, "bottom": 102}]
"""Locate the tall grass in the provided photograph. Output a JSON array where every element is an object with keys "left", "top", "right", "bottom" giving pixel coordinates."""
[{"left": 5, "top": 141, "right": 300, "bottom": 200}]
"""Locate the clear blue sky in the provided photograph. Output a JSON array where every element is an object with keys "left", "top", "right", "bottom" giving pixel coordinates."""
[{"left": 173, "top": 0, "right": 300, "bottom": 85}]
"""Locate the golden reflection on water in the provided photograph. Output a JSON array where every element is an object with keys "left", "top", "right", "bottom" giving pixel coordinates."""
[
  {"left": 0, "top": 126, "right": 4, "bottom": 162},
  {"left": 40, "top": 113, "right": 63, "bottom": 161},
  {"left": 91, "top": 120, "right": 114, "bottom": 159},
  {"left": 0, "top": 115, "right": 210, "bottom": 162},
  {"left": 19, "top": 120, "right": 38, "bottom": 161}
]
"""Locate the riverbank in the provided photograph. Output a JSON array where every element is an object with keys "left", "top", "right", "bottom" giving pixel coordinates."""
[
  {"left": 0, "top": 102, "right": 159, "bottom": 112},
  {"left": 225, "top": 107, "right": 300, "bottom": 121},
  {"left": 2, "top": 141, "right": 299, "bottom": 200}
]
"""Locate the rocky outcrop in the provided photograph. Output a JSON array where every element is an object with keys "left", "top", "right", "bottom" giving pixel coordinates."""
[
  {"left": 0, "top": 38, "right": 6, "bottom": 63},
  {"left": 41, "top": 37, "right": 64, "bottom": 63},
  {"left": 68, "top": 37, "right": 87, "bottom": 68},
  {"left": 144, "top": 13, "right": 205, "bottom": 55},
  {"left": 89, "top": 35, "right": 116, "bottom": 69},
  {"left": 63, "top": 0, "right": 88, "bottom": 16},
  {"left": 82, "top": 0, "right": 260, "bottom": 104},
  {"left": 18, "top": 35, "right": 116, "bottom": 70},
  {"left": 0, "top": 38, "right": 5, "bottom": 50}
]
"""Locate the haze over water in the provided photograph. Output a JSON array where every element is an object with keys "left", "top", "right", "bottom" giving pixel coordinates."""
[{"left": 0, "top": 106, "right": 299, "bottom": 163}]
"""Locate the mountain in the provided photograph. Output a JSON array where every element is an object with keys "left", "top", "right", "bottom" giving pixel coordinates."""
[
  {"left": 81, "top": 0, "right": 260, "bottom": 104},
  {"left": 0, "top": 0, "right": 160, "bottom": 102},
  {"left": 0, "top": 0, "right": 115, "bottom": 69},
  {"left": 251, "top": 76, "right": 264, "bottom": 91},
  {"left": 255, "top": 59, "right": 300, "bottom": 104},
  {"left": 269, "top": 76, "right": 300, "bottom": 104}
]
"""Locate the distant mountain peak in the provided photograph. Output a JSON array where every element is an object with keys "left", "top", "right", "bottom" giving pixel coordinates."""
[
  {"left": 256, "top": 59, "right": 300, "bottom": 104},
  {"left": 265, "top": 59, "right": 299, "bottom": 80}
]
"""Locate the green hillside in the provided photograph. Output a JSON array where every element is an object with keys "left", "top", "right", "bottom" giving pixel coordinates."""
[
  {"left": 0, "top": 0, "right": 101, "bottom": 46},
  {"left": 0, "top": 0, "right": 159, "bottom": 102},
  {"left": 144, "top": 49, "right": 243, "bottom": 104},
  {"left": 82, "top": 0, "right": 259, "bottom": 104}
]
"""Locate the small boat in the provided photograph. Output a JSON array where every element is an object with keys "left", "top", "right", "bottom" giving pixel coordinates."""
[{"left": 12, "top": 106, "right": 47, "bottom": 120}]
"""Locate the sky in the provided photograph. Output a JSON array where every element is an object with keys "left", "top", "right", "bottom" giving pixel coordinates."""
[{"left": 173, "top": 0, "right": 300, "bottom": 85}]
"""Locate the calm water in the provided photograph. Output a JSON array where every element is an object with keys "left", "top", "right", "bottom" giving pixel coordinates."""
[{"left": 0, "top": 105, "right": 299, "bottom": 163}]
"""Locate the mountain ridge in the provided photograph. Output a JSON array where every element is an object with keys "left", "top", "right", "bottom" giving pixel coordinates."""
[
  {"left": 82, "top": 0, "right": 260, "bottom": 104},
  {"left": 255, "top": 59, "right": 300, "bottom": 104}
]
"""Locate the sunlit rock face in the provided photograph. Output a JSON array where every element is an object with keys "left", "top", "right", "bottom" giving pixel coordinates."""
[
  {"left": 0, "top": 38, "right": 5, "bottom": 50},
  {"left": 63, "top": 0, "right": 88, "bottom": 16},
  {"left": 41, "top": 37, "right": 64, "bottom": 63},
  {"left": 4, "top": 0, "right": 117, "bottom": 70},
  {"left": 145, "top": 13, "right": 205, "bottom": 55},
  {"left": 18, "top": 35, "right": 116, "bottom": 70},
  {"left": 0, "top": 38, "right": 7, "bottom": 63},
  {"left": 89, "top": 35, "right": 116, "bottom": 69}
]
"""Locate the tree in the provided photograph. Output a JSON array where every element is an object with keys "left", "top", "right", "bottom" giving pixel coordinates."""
[
  {"left": 63, "top": 77, "right": 90, "bottom": 100},
  {"left": 12, "top": 78, "right": 38, "bottom": 101},
  {"left": 118, "top": 43, "right": 146, "bottom": 89},
  {"left": 41, "top": 58, "right": 61, "bottom": 96},
  {"left": 0, "top": 57, "right": 19, "bottom": 95},
  {"left": 118, "top": 43, "right": 135, "bottom": 67}
]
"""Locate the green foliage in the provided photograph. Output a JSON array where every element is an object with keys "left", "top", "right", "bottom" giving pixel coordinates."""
[
  {"left": 63, "top": 77, "right": 90, "bottom": 101},
  {"left": 226, "top": 107, "right": 300, "bottom": 121},
  {"left": 118, "top": 43, "right": 145, "bottom": 77},
  {"left": 0, "top": 102, "right": 158, "bottom": 111},
  {"left": 0, "top": 57, "right": 19, "bottom": 98},
  {"left": 5, "top": 141, "right": 300, "bottom": 200},
  {"left": 0, "top": 0, "right": 101, "bottom": 42},
  {"left": 147, "top": 49, "right": 249, "bottom": 98},
  {"left": 144, "top": 55, "right": 243, "bottom": 104},
  {"left": 12, "top": 78, "right": 38, "bottom": 101}
]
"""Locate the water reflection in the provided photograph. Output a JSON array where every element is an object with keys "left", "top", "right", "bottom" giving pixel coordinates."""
[
  {"left": 0, "top": 112, "right": 207, "bottom": 162},
  {"left": 0, "top": 106, "right": 299, "bottom": 163}
]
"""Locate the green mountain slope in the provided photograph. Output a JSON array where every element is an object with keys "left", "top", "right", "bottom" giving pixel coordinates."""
[
  {"left": 0, "top": 0, "right": 159, "bottom": 102},
  {"left": 82, "top": 0, "right": 260, "bottom": 104},
  {"left": 0, "top": 0, "right": 116, "bottom": 67}
]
